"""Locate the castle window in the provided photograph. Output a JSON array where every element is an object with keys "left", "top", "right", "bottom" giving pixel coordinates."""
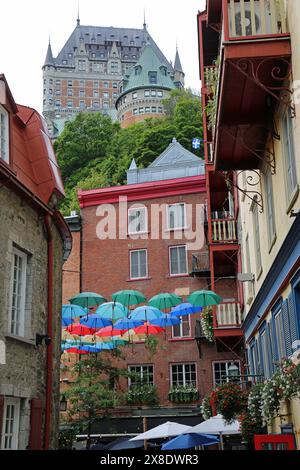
[
  {"left": 132, "top": 92, "right": 137, "bottom": 100},
  {"left": 67, "top": 89, "right": 73, "bottom": 96},
  {"left": 145, "top": 107, "right": 150, "bottom": 113},
  {"left": 0, "top": 105, "right": 9, "bottom": 163},
  {"left": 157, "top": 91, "right": 163, "bottom": 97},
  {"left": 144, "top": 90, "right": 150, "bottom": 97},
  {"left": 139, "top": 107, "right": 144, "bottom": 114},
  {"left": 133, "top": 109, "right": 138, "bottom": 115},
  {"left": 149, "top": 72, "right": 157, "bottom": 84},
  {"left": 151, "top": 90, "right": 156, "bottom": 97},
  {"left": 113, "top": 82, "right": 118, "bottom": 88},
  {"left": 55, "top": 100, "right": 61, "bottom": 108},
  {"left": 104, "top": 82, "right": 109, "bottom": 88},
  {"left": 68, "top": 80, "right": 72, "bottom": 87},
  {"left": 67, "top": 100, "right": 73, "bottom": 108},
  {"left": 151, "top": 106, "right": 157, "bottom": 113}
]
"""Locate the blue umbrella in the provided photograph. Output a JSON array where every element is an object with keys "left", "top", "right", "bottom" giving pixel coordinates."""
[
  {"left": 161, "top": 433, "right": 219, "bottom": 450},
  {"left": 96, "top": 302, "right": 129, "bottom": 321},
  {"left": 150, "top": 314, "right": 181, "bottom": 327},
  {"left": 62, "top": 304, "right": 88, "bottom": 318},
  {"left": 170, "top": 303, "right": 202, "bottom": 317},
  {"left": 130, "top": 306, "right": 163, "bottom": 322},
  {"left": 62, "top": 317, "right": 74, "bottom": 327},
  {"left": 114, "top": 318, "right": 144, "bottom": 330},
  {"left": 80, "top": 314, "right": 112, "bottom": 329},
  {"left": 81, "top": 343, "right": 115, "bottom": 352}
]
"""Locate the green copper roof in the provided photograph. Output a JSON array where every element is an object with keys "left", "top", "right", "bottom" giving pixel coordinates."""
[{"left": 123, "top": 44, "right": 176, "bottom": 92}]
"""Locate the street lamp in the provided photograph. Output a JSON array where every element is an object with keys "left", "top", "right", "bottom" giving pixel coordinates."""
[{"left": 60, "top": 395, "right": 67, "bottom": 412}]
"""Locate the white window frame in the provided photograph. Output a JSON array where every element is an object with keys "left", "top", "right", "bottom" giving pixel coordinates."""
[
  {"left": 1, "top": 397, "right": 20, "bottom": 450},
  {"left": 129, "top": 249, "right": 148, "bottom": 280},
  {"left": 170, "top": 363, "right": 197, "bottom": 387},
  {"left": 0, "top": 104, "right": 9, "bottom": 163},
  {"left": 167, "top": 203, "right": 187, "bottom": 230},
  {"left": 9, "top": 247, "right": 27, "bottom": 337},
  {"left": 128, "top": 207, "right": 148, "bottom": 235},
  {"left": 169, "top": 245, "right": 188, "bottom": 276},
  {"left": 172, "top": 314, "right": 191, "bottom": 338},
  {"left": 128, "top": 364, "right": 154, "bottom": 387},
  {"left": 212, "top": 361, "right": 241, "bottom": 387}
]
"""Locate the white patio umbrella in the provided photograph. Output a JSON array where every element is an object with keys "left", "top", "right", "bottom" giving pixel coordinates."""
[
  {"left": 130, "top": 421, "right": 192, "bottom": 441},
  {"left": 188, "top": 414, "right": 240, "bottom": 450}
]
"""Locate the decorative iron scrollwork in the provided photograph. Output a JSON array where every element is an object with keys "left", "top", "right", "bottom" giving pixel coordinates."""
[
  {"left": 221, "top": 170, "right": 264, "bottom": 213},
  {"left": 228, "top": 57, "right": 296, "bottom": 118}
]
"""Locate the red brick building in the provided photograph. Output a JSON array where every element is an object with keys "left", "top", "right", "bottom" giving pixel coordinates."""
[{"left": 62, "top": 139, "right": 244, "bottom": 433}]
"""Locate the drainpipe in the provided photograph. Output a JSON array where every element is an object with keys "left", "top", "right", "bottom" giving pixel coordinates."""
[{"left": 44, "top": 214, "right": 54, "bottom": 450}]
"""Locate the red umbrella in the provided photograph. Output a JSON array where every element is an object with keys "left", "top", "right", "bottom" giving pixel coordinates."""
[
  {"left": 95, "top": 326, "right": 125, "bottom": 337},
  {"left": 66, "top": 323, "right": 97, "bottom": 336},
  {"left": 133, "top": 322, "right": 165, "bottom": 335},
  {"left": 64, "top": 347, "right": 89, "bottom": 355}
]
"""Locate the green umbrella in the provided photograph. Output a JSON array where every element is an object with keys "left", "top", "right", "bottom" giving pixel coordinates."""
[
  {"left": 69, "top": 292, "right": 107, "bottom": 308},
  {"left": 112, "top": 289, "right": 146, "bottom": 307},
  {"left": 187, "top": 290, "right": 222, "bottom": 307},
  {"left": 148, "top": 293, "right": 182, "bottom": 310}
]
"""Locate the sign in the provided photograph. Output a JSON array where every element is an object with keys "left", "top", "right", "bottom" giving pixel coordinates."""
[{"left": 192, "top": 138, "right": 201, "bottom": 149}]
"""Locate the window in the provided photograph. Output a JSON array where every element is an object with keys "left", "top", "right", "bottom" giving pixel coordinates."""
[
  {"left": 132, "top": 92, "right": 137, "bottom": 100},
  {"left": 93, "top": 101, "right": 99, "bottom": 109},
  {"left": 113, "top": 82, "right": 118, "bottom": 89},
  {"left": 103, "top": 102, "right": 109, "bottom": 109},
  {"left": 0, "top": 105, "right": 9, "bottom": 163},
  {"left": 67, "top": 89, "right": 73, "bottom": 96},
  {"left": 151, "top": 90, "right": 156, "bottom": 97},
  {"left": 151, "top": 106, "right": 157, "bottom": 113},
  {"left": 55, "top": 89, "right": 61, "bottom": 96},
  {"left": 158, "top": 107, "right": 163, "bottom": 113},
  {"left": 93, "top": 91, "right": 99, "bottom": 98},
  {"left": 79, "top": 80, "right": 85, "bottom": 87},
  {"left": 213, "top": 362, "right": 241, "bottom": 387},
  {"left": 67, "top": 80, "right": 72, "bottom": 87},
  {"left": 67, "top": 101, "right": 73, "bottom": 108},
  {"left": 149, "top": 72, "right": 157, "bottom": 84},
  {"left": 274, "top": 309, "right": 285, "bottom": 360},
  {"left": 78, "top": 60, "right": 86, "bottom": 71},
  {"left": 133, "top": 108, "right": 138, "bottom": 115},
  {"left": 139, "top": 107, "right": 144, "bottom": 114},
  {"left": 157, "top": 91, "right": 163, "bottom": 97},
  {"left": 79, "top": 90, "right": 85, "bottom": 97},
  {"left": 265, "top": 169, "right": 276, "bottom": 246},
  {"left": 260, "top": 329, "right": 272, "bottom": 379},
  {"left": 171, "top": 363, "right": 196, "bottom": 386},
  {"left": 104, "top": 82, "right": 109, "bottom": 88},
  {"left": 93, "top": 80, "right": 99, "bottom": 88},
  {"left": 128, "top": 365, "right": 153, "bottom": 387},
  {"left": 9, "top": 247, "right": 28, "bottom": 337},
  {"left": 167, "top": 203, "right": 186, "bottom": 230},
  {"left": 145, "top": 107, "right": 150, "bottom": 113},
  {"left": 79, "top": 101, "right": 85, "bottom": 109},
  {"left": 252, "top": 201, "right": 262, "bottom": 276},
  {"left": 144, "top": 90, "right": 150, "bottom": 97},
  {"left": 55, "top": 80, "right": 61, "bottom": 86},
  {"left": 172, "top": 315, "right": 191, "bottom": 338},
  {"left": 130, "top": 250, "right": 148, "bottom": 279},
  {"left": 55, "top": 100, "right": 61, "bottom": 108},
  {"left": 169, "top": 246, "right": 188, "bottom": 276},
  {"left": 1, "top": 398, "right": 20, "bottom": 450},
  {"left": 103, "top": 92, "right": 109, "bottom": 98},
  {"left": 128, "top": 207, "right": 147, "bottom": 234},
  {"left": 282, "top": 109, "right": 298, "bottom": 204}
]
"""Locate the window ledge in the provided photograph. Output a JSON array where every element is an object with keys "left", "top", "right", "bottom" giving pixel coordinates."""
[
  {"left": 169, "top": 337, "right": 194, "bottom": 342},
  {"left": 5, "top": 334, "right": 35, "bottom": 347},
  {"left": 167, "top": 274, "right": 189, "bottom": 278},
  {"left": 127, "top": 277, "right": 152, "bottom": 283},
  {"left": 286, "top": 185, "right": 299, "bottom": 214}
]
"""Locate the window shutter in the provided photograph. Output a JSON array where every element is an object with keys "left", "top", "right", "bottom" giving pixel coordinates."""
[
  {"left": 0, "top": 395, "right": 4, "bottom": 446},
  {"left": 29, "top": 398, "right": 43, "bottom": 450},
  {"left": 288, "top": 293, "right": 299, "bottom": 347},
  {"left": 247, "top": 346, "right": 254, "bottom": 376},
  {"left": 269, "top": 318, "right": 278, "bottom": 369},
  {"left": 256, "top": 336, "right": 264, "bottom": 377},
  {"left": 282, "top": 299, "right": 292, "bottom": 357},
  {"left": 266, "top": 323, "right": 274, "bottom": 375}
]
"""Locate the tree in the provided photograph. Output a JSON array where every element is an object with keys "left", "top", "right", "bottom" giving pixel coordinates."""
[{"left": 62, "top": 353, "right": 128, "bottom": 449}]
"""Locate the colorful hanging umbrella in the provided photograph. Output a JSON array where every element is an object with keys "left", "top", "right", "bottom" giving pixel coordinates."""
[
  {"left": 78, "top": 335, "right": 107, "bottom": 345},
  {"left": 148, "top": 293, "right": 182, "bottom": 310},
  {"left": 61, "top": 330, "right": 80, "bottom": 342},
  {"left": 150, "top": 314, "right": 181, "bottom": 327},
  {"left": 96, "top": 302, "right": 128, "bottom": 321},
  {"left": 63, "top": 347, "right": 89, "bottom": 355},
  {"left": 69, "top": 292, "right": 107, "bottom": 308},
  {"left": 62, "top": 317, "right": 74, "bottom": 327},
  {"left": 187, "top": 290, "right": 222, "bottom": 307},
  {"left": 66, "top": 323, "right": 97, "bottom": 336},
  {"left": 114, "top": 318, "right": 144, "bottom": 330},
  {"left": 80, "top": 314, "right": 112, "bottom": 329},
  {"left": 95, "top": 326, "right": 125, "bottom": 337},
  {"left": 133, "top": 322, "right": 165, "bottom": 335},
  {"left": 121, "top": 330, "right": 146, "bottom": 343},
  {"left": 130, "top": 306, "right": 163, "bottom": 322},
  {"left": 170, "top": 303, "right": 202, "bottom": 317},
  {"left": 62, "top": 304, "right": 88, "bottom": 318},
  {"left": 112, "top": 289, "right": 146, "bottom": 307},
  {"left": 80, "top": 343, "right": 115, "bottom": 353}
]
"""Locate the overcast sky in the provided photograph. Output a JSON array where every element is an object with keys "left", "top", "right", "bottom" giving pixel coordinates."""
[{"left": 0, "top": 0, "right": 206, "bottom": 113}]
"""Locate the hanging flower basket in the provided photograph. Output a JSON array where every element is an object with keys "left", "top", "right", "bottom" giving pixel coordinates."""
[
  {"left": 200, "top": 307, "right": 214, "bottom": 342},
  {"left": 168, "top": 385, "right": 199, "bottom": 403}
]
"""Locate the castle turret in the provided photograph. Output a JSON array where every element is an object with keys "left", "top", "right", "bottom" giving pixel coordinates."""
[{"left": 174, "top": 46, "right": 185, "bottom": 88}]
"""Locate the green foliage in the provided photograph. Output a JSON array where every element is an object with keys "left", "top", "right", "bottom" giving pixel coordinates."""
[
  {"left": 168, "top": 384, "right": 199, "bottom": 403},
  {"left": 56, "top": 89, "right": 203, "bottom": 215},
  {"left": 126, "top": 384, "right": 159, "bottom": 406}
]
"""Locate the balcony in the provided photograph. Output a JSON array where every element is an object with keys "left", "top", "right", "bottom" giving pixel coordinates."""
[
  {"left": 211, "top": 0, "right": 293, "bottom": 170},
  {"left": 215, "top": 301, "right": 243, "bottom": 328},
  {"left": 190, "top": 251, "right": 210, "bottom": 277},
  {"left": 211, "top": 217, "right": 237, "bottom": 243}
]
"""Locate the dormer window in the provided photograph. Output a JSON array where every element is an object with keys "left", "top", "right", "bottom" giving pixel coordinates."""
[
  {"left": 0, "top": 105, "right": 9, "bottom": 163},
  {"left": 135, "top": 65, "right": 142, "bottom": 76},
  {"left": 160, "top": 65, "right": 167, "bottom": 76},
  {"left": 149, "top": 72, "right": 157, "bottom": 84}
]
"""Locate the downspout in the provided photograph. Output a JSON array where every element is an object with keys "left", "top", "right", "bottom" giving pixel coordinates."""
[{"left": 44, "top": 214, "right": 54, "bottom": 450}]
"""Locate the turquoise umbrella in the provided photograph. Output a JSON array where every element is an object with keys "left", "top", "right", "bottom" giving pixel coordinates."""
[
  {"left": 187, "top": 290, "right": 222, "bottom": 307},
  {"left": 62, "top": 304, "right": 88, "bottom": 318},
  {"left": 130, "top": 306, "right": 163, "bottom": 322},
  {"left": 96, "top": 302, "right": 128, "bottom": 321},
  {"left": 150, "top": 314, "right": 181, "bottom": 327},
  {"left": 112, "top": 290, "right": 146, "bottom": 307},
  {"left": 69, "top": 292, "right": 107, "bottom": 308},
  {"left": 148, "top": 293, "right": 182, "bottom": 310}
]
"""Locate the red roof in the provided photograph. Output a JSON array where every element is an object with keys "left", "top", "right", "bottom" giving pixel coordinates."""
[{"left": 0, "top": 74, "right": 65, "bottom": 206}]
